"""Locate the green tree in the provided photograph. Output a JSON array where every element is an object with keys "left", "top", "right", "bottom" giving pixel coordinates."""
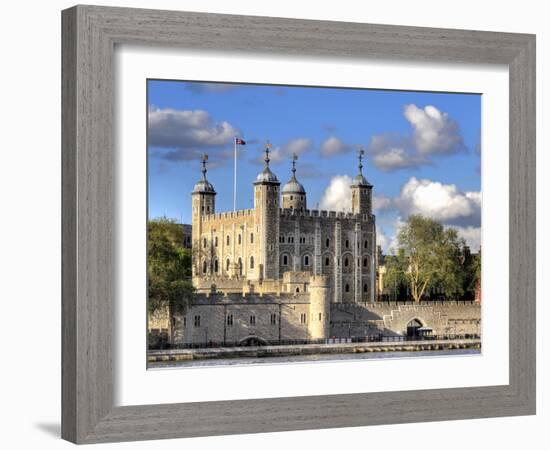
[
  {"left": 383, "top": 249, "right": 409, "bottom": 300},
  {"left": 388, "top": 215, "right": 466, "bottom": 302},
  {"left": 148, "top": 217, "right": 194, "bottom": 343}
]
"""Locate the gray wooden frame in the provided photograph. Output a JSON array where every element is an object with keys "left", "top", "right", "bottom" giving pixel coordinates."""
[{"left": 61, "top": 5, "right": 536, "bottom": 444}]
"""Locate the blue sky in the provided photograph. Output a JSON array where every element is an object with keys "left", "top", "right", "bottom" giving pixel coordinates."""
[{"left": 147, "top": 80, "right": 481, "bottom": 252}]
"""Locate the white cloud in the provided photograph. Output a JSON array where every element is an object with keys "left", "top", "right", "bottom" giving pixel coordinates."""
[
  {"left": 373, "top": 195, "right": 393, "bottom": 212},
  {"left": 320, "top": 136, "right": 350, "bottom": 157},
  {"left": 367, "top": 134, "right": 429, "bottom": 172},
  {"left": 256, "top": 138, "right": 311, "bottom": 165},
  {"left": 148, "top": 107, "right": 238, "bottom": 152},
  {"left": 319, "top": 175, "right": 352, "bottom": 212},
  {"left": 366, "top": 104, "right": 466, "bottom": 171},
  {"left": 371, "top": 147, "right": 428, "bottom": 172},
  {"left": 453, "top": 226, "right": 482, "bottom": 252},
  {"left": 394, "top": 177, "right": 481, "bottom": 227},
  {"left": 403, "top": 104, "right": 465, "bottom": 155}
]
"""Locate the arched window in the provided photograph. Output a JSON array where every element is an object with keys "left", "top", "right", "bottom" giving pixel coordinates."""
[
  {"left": 226, "top": 259, "right": 230, "bottom": 271},
  {"left": 303, "top": 255, "right": 310, "bottom": 266},
  {"left": 363, "top": 257, "right": 368, "bottom": 267},
  {"left": 345, "top": 239, "right": 349, "bottom": 248},
  {"left": 325, "top": 238, "right": 330, "bottom": 248},
  {"left": 325, "top": 257, "right": 330, "bottom": 266},
  {"left": 214, "top": 236, "right": 218, "bottom": 247},
  {"left": 296, "top": 287, "right": 300, "bottom": 293},
  {"left": 363, "top": 283, "right": 368, "bottom": 293},
  {"left": 364, "top": 240, "right": 368, "bottom": 249},
  {"left": 238, "top": 234, "right": 242, "bottom": 245},
  {"left": 250, "top": 233, "right": 254, "bottom": 243},
  {"left": 250, "top": 256, "right": 254, "bottom": 269},
  {"left": 345, "top": 284, "right": 350, "bottom": 293},
  {"left": 290, "top": 195, "right": 294, "bottom": 200},
  {"left": 203, "top": 238, "right": 207, "bottom": 248},
  {"left": 226, "top": 235, "right": 230, "bottom": 246},
  {"left": 214, "top": 259, "right": 219, "bottom": 273},
  {"left": 238, "top": 257, "right": 243, "bottom": 276},
  {"left": 282, "top": 254, "right": 289, "bottom": 266},
  {"left": 202, "top": 261, "right": 207, "bottom": 274},
  {"left": 344, "top": 257, "right": 349, "bottom": 267}
]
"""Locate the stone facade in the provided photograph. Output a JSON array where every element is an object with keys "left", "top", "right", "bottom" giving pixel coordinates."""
[
  {"left": 168, "top": 300, "right": 481, "bottom": 346},
  {"left": 191, "top": 147, "right": 376, "bottom": 304}
]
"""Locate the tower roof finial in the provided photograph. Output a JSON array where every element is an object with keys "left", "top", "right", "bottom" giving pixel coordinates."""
[
  {"left": 264, "top": 141, "right": 272, "bottom": 167},
  {"left": 201, "top": 153, "right": 208, "bottom": 179},
  {"left": 193, "top": 153, "right": 216, "bottom": 193},
  {"left": 351, "top": 148, "right": 371, "bottom": 187},
  {"left": 358, "top": 148, "right": 365, "bottom": 175},
  {"left": 291, "top": 153, "right": 298, "bottom": 177}
]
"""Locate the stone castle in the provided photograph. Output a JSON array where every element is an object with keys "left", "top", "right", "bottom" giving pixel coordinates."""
[
  {"left": 149, "top": 146, "right": 481, "bottom": 347},
  {"left": 192, "top": 147, "right": 376, "bottom": 303}
]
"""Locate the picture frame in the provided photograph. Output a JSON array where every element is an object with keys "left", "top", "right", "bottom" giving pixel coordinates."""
[{"left": 61, "top": 4, "right": 536, "bottom": 444}]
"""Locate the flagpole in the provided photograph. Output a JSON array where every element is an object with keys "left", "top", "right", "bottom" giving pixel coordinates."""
[{"left": 233, "top": 137, "right": 237, "bottom": 212}]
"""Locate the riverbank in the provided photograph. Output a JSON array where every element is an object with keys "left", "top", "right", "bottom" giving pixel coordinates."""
[{"left": 148, "top": 339, "right": 481, "bottom": 367}]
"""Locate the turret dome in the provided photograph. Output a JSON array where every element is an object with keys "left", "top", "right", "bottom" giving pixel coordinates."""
[
  {"left": 282, "top": 177, "right": 306, "bottom": 194},
  {"left": 192, "top": 154, "right": 216, "bottom": 194},
  {"left": 254, "top": 145, "right": 280, "bottom": 185}
]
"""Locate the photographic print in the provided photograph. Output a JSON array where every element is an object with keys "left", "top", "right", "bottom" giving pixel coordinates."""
[{"left": 146, "top": 80, "right": 482, "bottom": 368}]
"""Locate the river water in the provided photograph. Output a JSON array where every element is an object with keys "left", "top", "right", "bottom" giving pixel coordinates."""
[{"left": 149, "top": 348, "right": 480, "bottom": 369}]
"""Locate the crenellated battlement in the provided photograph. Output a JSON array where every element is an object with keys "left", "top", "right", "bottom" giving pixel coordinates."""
[
  {"left": 191, "top": 291, "right": 312, "bottom": 305},
  {"left": 202, "top": 208, "right": 255, "bottom": 221},
  {"left": 279, "top": 208, "right": 372, "bottom": 222}
]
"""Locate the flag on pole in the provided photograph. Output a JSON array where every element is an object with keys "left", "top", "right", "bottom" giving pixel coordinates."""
[{"left": 235, "top": 137, "right": 246, "bottom": 145}]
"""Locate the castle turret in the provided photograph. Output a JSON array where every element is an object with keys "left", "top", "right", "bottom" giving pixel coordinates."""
[
  {"left": 253, "top": 144, "right": 280, "bottom": 281},
  {"left": 282, "top": 153, "right": 307, "bottom": 211},
  {"left": 351, "top": 149, "right": 373, "bottom": 216},
  {"left": 191, "top": 154, "right": 216, "bottom": 281},
  {"left": 308, "top": 275, "right": 330, "bottom": 340}
]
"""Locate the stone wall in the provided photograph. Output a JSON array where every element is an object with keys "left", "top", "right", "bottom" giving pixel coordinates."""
[{"left": 330, "top": 302, "right": 481, "bottom": 338}]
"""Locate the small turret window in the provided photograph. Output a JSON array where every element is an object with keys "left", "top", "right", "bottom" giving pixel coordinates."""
[
  {"left": 363, "top": 257, "right": 368, "bottom": 268},
  {"left": 238, "top": 234, "right": 242, "bottom": 245},
  {"left": 202, "top": 261, "right": 207, "bottom": 274},
  {"left": 214, "top": 236, "right": 218, "bottom": 247},
  {"left": 363, "top": 284, "right": 368, "bottom": 293},
  {"left": 250, "top": 233, "right": 254, "bottom": 243},
  {"left": 364, "top": 240, "right": 368, "bottom": 249},
  {"left": 226, "top": 259, "right": 230, "bottom": 271},
  {"left": 214, "top": 259, "right": 219, "bottom": 273},
  {"left": 203, "top": 238, "right": 207, "bottom": 248},
  {"left": 345, "top": 284, "right": 350, "bottom": 293},
  {"left": 290, "top": 195, "right": 294, "bottom": 200},
  {"left": 345, "top": 239, "right": 350, "bottom": 248},
  {"left": 250, "top": 256, "right": 254, "bottom": 269},
  {"left": 303, "top": 255, "right": 310, "bottom": 266},
  {"left": 325, "top": 257, "right": 330, "bottom": 266},
  {"left": 344, "top": 257, "right": 349, "bottom": 267},
  {"left": 227, "top": 235, "right": 230, "bottom": 246},
  {"left": 325, "top": 238, "right": 330, "bottom": 248}
]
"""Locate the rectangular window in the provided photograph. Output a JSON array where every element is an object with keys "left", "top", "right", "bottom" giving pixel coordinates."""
[
  {"left": 270, "top": 313, "right": 277, "bottom": 325},
  {"left": 250, "top": 315, "right": 256, "bottom": 326},
  {"left": 227, "top": 314, "right": 233, "bottom": 326},
  {"left": 300, "top": 313, "right": 307, "bottom": 324},
  {"left": 194, "top": 315, "right": 201, "bottom": 327}
]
